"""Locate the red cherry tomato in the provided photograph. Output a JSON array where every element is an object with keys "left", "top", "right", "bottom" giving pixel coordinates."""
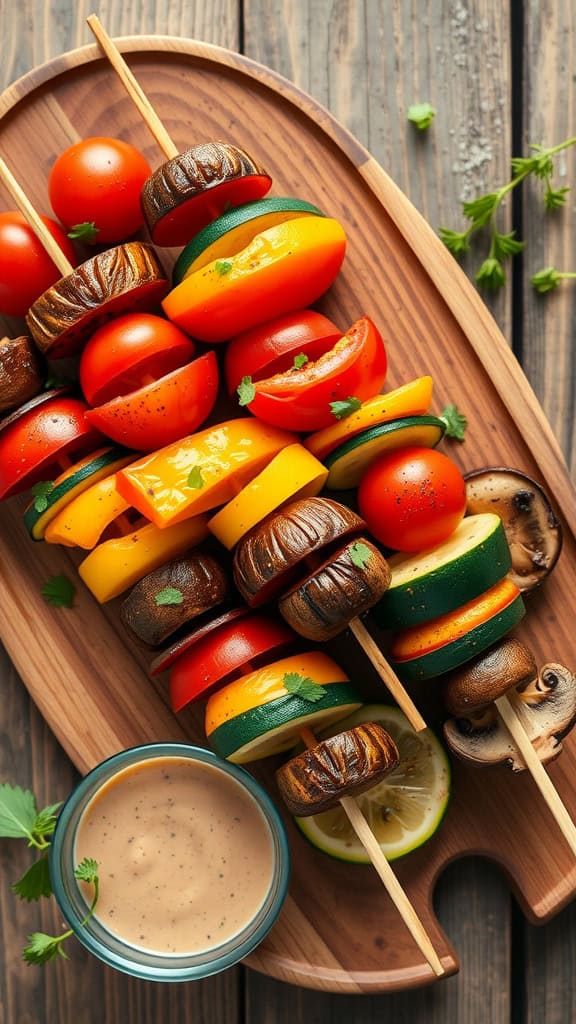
[
  {"left": 224, "top": 309, "right": 342, "bottom": 394},
  {"left": 80, "top": 314, "right": 196, "bottom": 405},
  {"left": 246, "top": 316, "right": 387, "bottom": 432},
  {"left": 170, "top": 613, "right": 295, "bottom": 711},
  {"left": 85, "top": 351, "right": 219, "bottom": 451},
  {"left": 0, "top": 212, "right": 77, "bottom": 318},
  {"left": 48, "top": 137, "right": 151, "bottom": 244},
  {"left": 0, "top": 394, "right": 103, "bottom": 499},
  {"left": 358, "top": 446, "right": 467, "bottom": 552}
]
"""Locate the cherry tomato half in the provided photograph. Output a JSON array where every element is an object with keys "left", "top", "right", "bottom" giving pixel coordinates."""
[
  {"left": 246, "top": 316, "right": 387, "bottom": 432},
  {"left": 0, "top": 212, "right": 77, "bottom": 318},
  {"left": 358, "top": 446, "right": 467, "bottom": 552},
  {"left": 224, "top": 309, "right": 342, "bottom": 394},
  {"left": 85, "top": 351, "right": 219, "bottom": 451},
  {"left": 0, "top": 393, "right": 103, "bottom": 499},
  {"left": 80, "top": 313, "right": 196, "bottom": 405},
  {"left": 170, "top": 613, "right": 295, "bottom": 711},
  {"left": 48, "top": 137, "right": 151, "bottom": 244}
]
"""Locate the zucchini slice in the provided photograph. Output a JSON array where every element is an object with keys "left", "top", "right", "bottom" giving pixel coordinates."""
[
  {"left": 374, "top": 513, "right": 512, "bottom": 628},
  {"left": 324, "top": 415, "right": 445, "bottom": 490}
]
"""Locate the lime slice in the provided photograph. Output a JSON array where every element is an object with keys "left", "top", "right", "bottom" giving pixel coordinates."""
[{"left": 295, "top": 704, "right": 451, "bottom": 862}]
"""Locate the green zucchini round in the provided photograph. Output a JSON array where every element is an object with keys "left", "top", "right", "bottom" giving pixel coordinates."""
[{"left": 324, "top": 415, "right": 445, "bottom": 490}]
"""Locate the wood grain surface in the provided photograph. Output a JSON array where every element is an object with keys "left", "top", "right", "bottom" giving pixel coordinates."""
[{"left": 0, "top": 1, "right": 574, "bottom": 1022}]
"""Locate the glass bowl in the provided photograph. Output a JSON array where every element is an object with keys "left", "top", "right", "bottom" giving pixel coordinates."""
[{"left": 50, "top": 742, "right": 290, "bottom": 981}]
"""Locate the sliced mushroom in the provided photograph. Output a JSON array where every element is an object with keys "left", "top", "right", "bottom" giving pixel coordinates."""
[
  {"left": 120, "top": 553, "right": 229, "bottom": 647},
  {"left": 276, "top": 722, "right": 399, "bottom": 815},
  {"left": 464, "top": 467, "right": 562, "bottom": 592},
  {"left": 443, "top": 638, "right": 537, "bottom": 715},
  {"left": 444, "top": 661, "right": 576, "bottom": 771},
  {"left": 0, "top": 336, "right": 44, "bottom": 412},
  {"left": 279, "top": 538, "right": 391, "bottom": 641}
]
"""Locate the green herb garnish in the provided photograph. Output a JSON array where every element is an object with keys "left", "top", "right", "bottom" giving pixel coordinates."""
[
  {"left": 293, "top": 353, "right": 309, "bottom": 370},
  {"left": 283, "top": 672, "right": 326, "bottom": 703},
  {"left": 531, "top": 267, "right": 576, "bottom": 293},
  {"left": 439, "top": 404, "right": 468, "bottom": 441},
  {"left": 186, "top": 466, "right": 204, "bottom": 490},
  {"left": 155, "top": 587, "right": 184, "bottom": 606},
  {"left": 237, "top": 375, "right": 256, "bottom": 406},
  {"left": 407, "top": 102, "right": 436, "bottom": 131},
  {"left": 215, "top": 260, "right": 233, "bottom": 276},
  {"left": 31, "top": 481, "right": 55, "bottom": 514},
  {"left": 67, "top": 222, "right": 99, "bottom": 243},
  {"left": 23, "top": 858, "right": 100, "bottom": 965},
  {"left": 329, "top": 396, "right": 362, "bottom": 420},
  {"left": 348, "top": 541, "right": 372, "bottom": 569},
  {"left": 41, "top": 575, "right": 75, "bottom": 609},
  {"left": 12, "top": 857, "right": 52, "bottom": 902}
]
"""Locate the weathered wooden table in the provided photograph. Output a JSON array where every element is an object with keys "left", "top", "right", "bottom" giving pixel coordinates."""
[{"left": 0, "top": 2, "right": 574, "bottom": 1021}]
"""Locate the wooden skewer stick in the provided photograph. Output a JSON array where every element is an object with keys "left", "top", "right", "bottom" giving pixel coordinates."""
[
  {"left": 495, "top": 694, "right": 576, "bottom": 857},
  {"left": 299, "top": 727, "right": 445, "bottom": 977},
  {"left": 0, "top": 158, "right": 73, "bottom": 278},
  {"left": 87, "top": 15, "right": 179, "bottom": 160},
  {"left": 349, "top": 618, "right": 426, "bottom": 733}
]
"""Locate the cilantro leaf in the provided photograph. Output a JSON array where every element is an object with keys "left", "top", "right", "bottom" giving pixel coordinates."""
[
  {"left": 186, "top": 466, "right": 204, "bottom": 489},
  {"left": 438, "top": 227, "right": 470, "bottom": 258},
  {"left": 32, "top": 802, "right": 62, "bottom": 839},
  {"left": 41, "top": 575, "right": 75, "bottom": 609},
  {"left": 0, "top": 783, "right": 37, "bottom": 841},
  {"left": 544, "top": 185, "right": 570, "bottom": 210},
  {"left": 23, "top": 932, "right": 69, "bottom": 965},
  {"left": 462, "top": 192, "right": 499, "bottom": 228},
  {"left": 407, "top": 102, "right": 436, "bottom": 131},
  {"left": 491, "top": 230, "right": 525, "bottom": 261},
  {"left": 74, "top": 857, "right": 99, "bottom": 884},
  {"left": 67, "top": 221, "right": 99, "bottom": 243},
  {"left": 440, "top": 404, "right": 468, "bottom": 441},
  {"left": 531, "top": 266, "right": 562, "bottom": 293},
  {"left": 31, "top": 481, "right": 55, "bottom": 514},
  {"left": 215, "top": 260, "right": 232, "bottom": 276},
  {"left": 475, "top": 257, "right": 506, "bottom": 290},
  {"left": 330, "top": 396, "right": 362, "bottom": 420},
  {"left": 348, "top": 541, "right": 372, "bottom": 569},
  {"left": 283, "top": 672, "right": 326, "bottom": 703},
  {"left": 293, "top": 353, "right": 309, "bottom": 369},
  {"left": 12, "top": 856, "right": 52, "bottom": 902},
  {"left": 237, "top": 375, "right": 256, "bottom": 407},
  {"left": 155, "top": 587, "right": 184, "bottom": 607}
]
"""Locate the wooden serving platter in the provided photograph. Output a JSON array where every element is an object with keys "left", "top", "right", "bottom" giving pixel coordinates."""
[{"left": 0, "top": 36, "right": 575, "bottom": 995}]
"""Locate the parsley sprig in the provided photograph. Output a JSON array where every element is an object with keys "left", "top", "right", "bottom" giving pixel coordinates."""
[
  {"left": 439, "top": 135, "right": 576, "bottom": 290},
  {"left": 0, "top": 782, "right": 99, "bottom": 965},
  {"left": 531, "top": 267, "right": 576, "bottom": 293}
]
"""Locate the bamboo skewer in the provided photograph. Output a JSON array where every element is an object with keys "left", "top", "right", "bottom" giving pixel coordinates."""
[
  {"left": 87, "top": 15, "right": 179, "bottom": 160},
  {"left": 495, "top": 694, "right": 576, "bottom": 857},
  {"left": 349, "top": 618, "right": 426, "bottom": 732},
  {"left": 299, "top": 727, "right": 444, "bottom": 977},
  {"left": 0, "top": 158, "right": 73, "bottom": 277}
]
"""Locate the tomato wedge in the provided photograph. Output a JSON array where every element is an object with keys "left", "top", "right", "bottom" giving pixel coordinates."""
[
  {"left": 224, "top": 309, "right": 342, "bottom": 394},
  {"left": 85, "top": 351, "right": 219, "bottom": 451},
  {"left": 0, "top": 393, "right": 103, "bottom": 499},
  {"left": 169, "top": 613, "right": 295, "bottom": 711},
  {"left": 246, "top": 316, "right": 387, "bottom": 431},
  {"left": 80, "top": 313, "right": 196, "bottom": 405}
]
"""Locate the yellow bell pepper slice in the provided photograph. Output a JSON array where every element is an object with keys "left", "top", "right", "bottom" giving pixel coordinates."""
[
  {"left": 208, "top": 443, "right": 328, "bottom": 549},
  {"left": 117, "top": 418, "right": 297, "bottom": 529},
  {"left": 78, "top": 516, "right": 209, "bottom": 603},
  {"left": 205, "top": 651, "right": 349, "bottom": 736},
  {"left": 162, "top": 216, "right": 346, "bottom": 343},
  {"left": 304, "top": 376, "right": 434, "bottom": 462},
  {"left": 44, "top": 470, "right": 132, "bottom": 550}
]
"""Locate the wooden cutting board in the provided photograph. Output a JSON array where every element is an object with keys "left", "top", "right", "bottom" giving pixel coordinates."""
[{"left": 0, "top": 36, "right": 575, "bottom": 995}]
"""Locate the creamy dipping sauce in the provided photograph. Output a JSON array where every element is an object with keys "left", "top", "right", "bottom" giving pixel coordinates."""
[{"left": 74, "top": 756, "right": 274, "bottom": 955}]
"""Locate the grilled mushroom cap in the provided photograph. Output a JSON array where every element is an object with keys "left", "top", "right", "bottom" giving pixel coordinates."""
[
  {"left": 141, "top": 142, "right": 271, "bottom": 246},
  {"left": 120, "top": 553, "right": 229, "bottom": 647},
  {"left": 233, "top": 496, "right": 364, "bottom": 607},
  {"left": 279, "top": 538, "right": 391, "bottom": 641},
  {"left": 26, "top": 243, "right": 169, "bottom": 358},
  {"left": 0, "top": 336, "right": 44, "bottom": 412},
  {"left": 276, "top": 722, "right": 400, "bottom": 815},
  {"left": 443, "top": 661, "right": 576, "bottom": 771},
  {"left": 464, "top": 468, "right": 562, "bottom": 592},
  {"left": 443, "top": 638, "right": 537, "bottom": 715}
]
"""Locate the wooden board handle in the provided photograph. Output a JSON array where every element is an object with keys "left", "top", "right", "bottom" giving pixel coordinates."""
[
  {"left": 349, "top": 618, "right": 427, "bottom": 732},
  {"left": 87, "top": 15, "right": 179, "bottom": 160},
  {"left": 0, "top": 158, "right": 73, "bottom": 277}
]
